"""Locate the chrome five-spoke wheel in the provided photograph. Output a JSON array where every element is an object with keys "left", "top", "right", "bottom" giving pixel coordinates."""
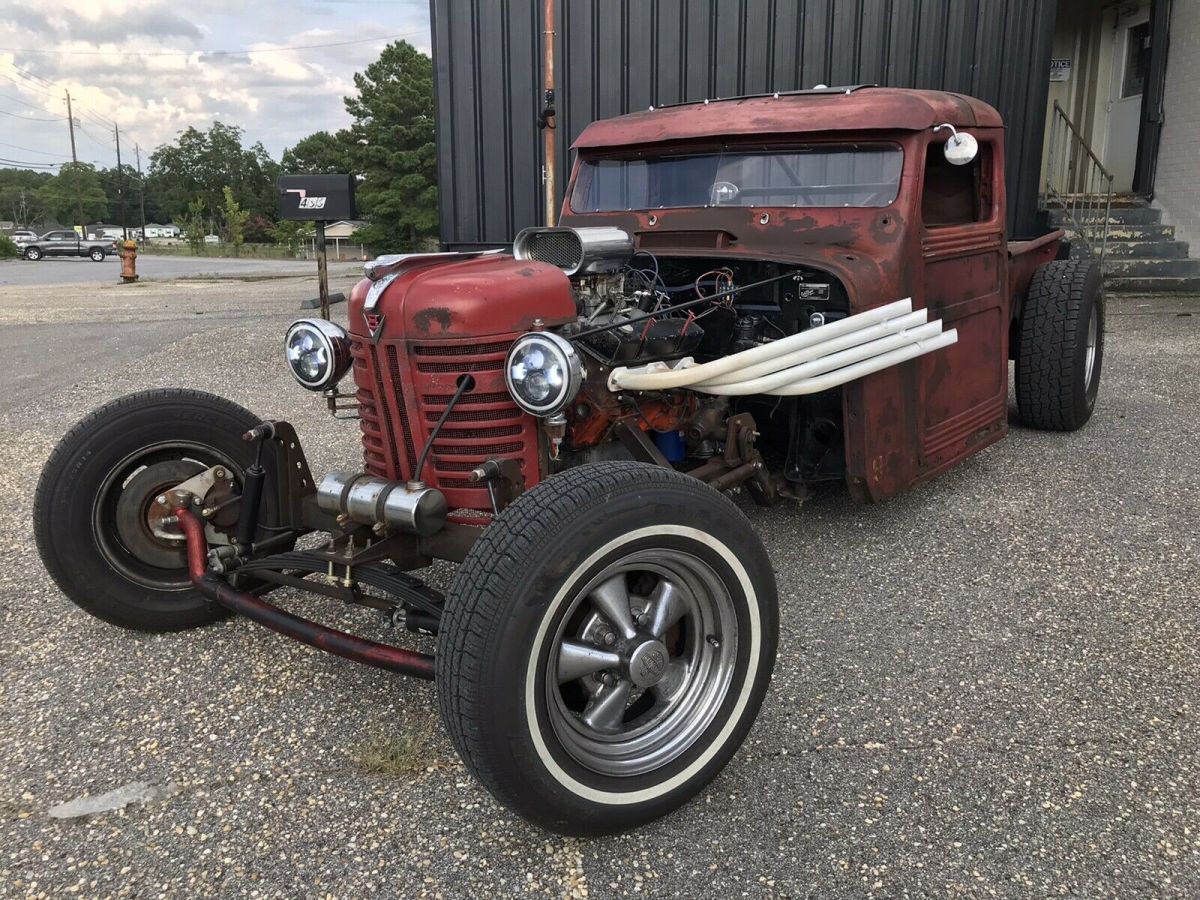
[
  {"left": 437, "top": 461, "right": 779, "bottom": 835},
  {"left": 548, "top": 551, "right": 738, "bottom": 776}
]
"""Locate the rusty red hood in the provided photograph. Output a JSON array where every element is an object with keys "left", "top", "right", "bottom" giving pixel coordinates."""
[{"left": 349, "top": 253, "right": 576, "bottom": 342}]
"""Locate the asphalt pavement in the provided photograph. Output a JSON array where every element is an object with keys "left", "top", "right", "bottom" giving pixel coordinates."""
[
  {"left": 0, "top": 261, "right": 362, "bottom": 415},
  {"left": 0, "top": 254, "right": 362, "bottom": 287},
  {"left": 0, "top": 275, "right": 1196, "bottom": 898}
]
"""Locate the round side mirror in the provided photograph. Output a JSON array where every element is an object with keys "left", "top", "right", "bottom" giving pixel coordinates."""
[{"left": 943, "top": 132, "right": 979, "bottom": 166}]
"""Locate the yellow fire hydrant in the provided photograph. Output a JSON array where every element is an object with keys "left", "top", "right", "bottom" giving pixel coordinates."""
[{"left": 120, "top": 239, "right": 139, "bottom": 283}]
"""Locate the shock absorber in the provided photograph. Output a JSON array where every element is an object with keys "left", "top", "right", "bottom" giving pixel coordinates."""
[{"left": 236, "top": 423, "right": 272, "bottom": 546}]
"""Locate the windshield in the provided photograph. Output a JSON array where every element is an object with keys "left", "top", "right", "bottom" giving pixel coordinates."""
[{"left": 572, "top": 144, "right": 903, "bottom": 211}]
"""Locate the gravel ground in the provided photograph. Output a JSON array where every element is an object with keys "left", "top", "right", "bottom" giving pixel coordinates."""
[{"left": 0, "top": 277, "right": 1197, "bottom": 898}]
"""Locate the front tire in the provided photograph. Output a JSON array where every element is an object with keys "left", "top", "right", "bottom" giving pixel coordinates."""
[
  {"left": 436, "top": 462, "right": 778, "bottom": 835},
  {"left": 35, "top": 389, "right": 286, "bottom": 632},
  {"left": 24, "top": 246, "right": 42, "bottom": 261},
  {"left": 1015, "top": 258, "right": 1104, "bottom": 431}
]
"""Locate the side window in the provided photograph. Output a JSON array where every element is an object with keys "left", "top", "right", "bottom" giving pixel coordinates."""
[{"left": 921, "top": 141, "right": 994, "bottom": 228}]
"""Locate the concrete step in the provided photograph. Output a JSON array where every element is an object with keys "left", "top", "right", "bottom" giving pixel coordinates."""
[
  {"left": 1049, "top": 193, "right": 1147, "bottom": 208},
  {"left": 1071, "top": 240, "right": 1190, "bottom": 259},
  {"left": 1049, "top": 206, "right": 1162, "bottom": 225},
  {"left": 1105, "top": 275, "right": 1200, "bottom": 293},
  {"left": 1104, "top": 258, "right": 1200, "bottom": 277},
  {"left": 1083, "top": 223, "right": 1176, "bottom": 241}
]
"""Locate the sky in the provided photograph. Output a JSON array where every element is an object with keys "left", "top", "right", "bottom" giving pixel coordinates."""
[{"left": 0, "top": 0, "right": 431, "bottom": 172}]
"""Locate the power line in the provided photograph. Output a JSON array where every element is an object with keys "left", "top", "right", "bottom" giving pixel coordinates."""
[
  {"left": 0, "top": 31, "right": 421, "bottom": 58},
  {"left": 0, "top": 90, "right": 61, "bottom": 114},
  {"left": 0, "top": 157, "right": 61, "bottom": 169},
  {"left": 0, "top": 107, "right": 63, "bottom": 122},
  {"left": 0, "top": 140, "right": 72, "bottom": 158},
  {"left": 0, "top": 69, "right": 58, "bottom": 98}
]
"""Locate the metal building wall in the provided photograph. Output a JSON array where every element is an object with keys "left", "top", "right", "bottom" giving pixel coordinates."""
[{"left": 431, "top": 0, "right": 1057, "bottom": 247}]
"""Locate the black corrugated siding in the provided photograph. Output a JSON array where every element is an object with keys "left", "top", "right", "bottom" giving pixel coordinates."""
[{"left": 431, "top": 0, "right": 1056, "bottom": 246}]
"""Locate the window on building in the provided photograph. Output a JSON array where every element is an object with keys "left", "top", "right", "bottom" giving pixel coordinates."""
[{"left": 1122, "top": 21, "right": 1151, "bottom": 98}]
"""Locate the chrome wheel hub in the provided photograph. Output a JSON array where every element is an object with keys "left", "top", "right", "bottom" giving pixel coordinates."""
[
  {"left": 626, "top": 639, "right": 670, "bottom": 688},
  {"left": 545, "top": 547, "right": 739, "bottom": 777}
]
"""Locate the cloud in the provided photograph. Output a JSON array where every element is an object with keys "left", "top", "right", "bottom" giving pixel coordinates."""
[{"left": 0, "top": 0, "right": 430, "bottom": 165}]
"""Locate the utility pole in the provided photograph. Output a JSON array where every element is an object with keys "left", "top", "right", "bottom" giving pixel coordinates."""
[
  {"left": 114, "top": 123, "right": 127, "bottom": 240},
  {"left": 64, "top": 90, "right": 85, "bottom": 235},
  {"left": 540, "top": 0, "right": 557, "bottom": 226},
  {"left": 135, "top": 143, "right": 147, "bottom": 243}
]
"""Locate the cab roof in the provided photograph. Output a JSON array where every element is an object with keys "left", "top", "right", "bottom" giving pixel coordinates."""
[{"left": 572, "top": 87, "right": 1003, "bottom": 151}]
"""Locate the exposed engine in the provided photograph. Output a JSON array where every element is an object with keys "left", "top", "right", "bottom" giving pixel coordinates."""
[{"left": 512, "top": 225, "right": 857, "bottom": 492}]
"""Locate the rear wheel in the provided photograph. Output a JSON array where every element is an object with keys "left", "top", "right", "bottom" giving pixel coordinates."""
[
  {"left": 89, "top": 247, "right": 105, "bottom": 261},
  {"left": 34, "top": 389, "right": 287, "bottom": 632},
  {"left": 24, "top": 246, "right": 42, "bottom": 261},
  {"left": 1015, "top": 258, "right": 1104, "bottom": 431},
  {"left": 437, "top": 462, "right": 778, "bottom": 835}
]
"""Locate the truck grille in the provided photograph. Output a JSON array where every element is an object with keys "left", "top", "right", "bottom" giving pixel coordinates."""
[{"left": 350, "top": 336, "right": 538, "bottom": 508}]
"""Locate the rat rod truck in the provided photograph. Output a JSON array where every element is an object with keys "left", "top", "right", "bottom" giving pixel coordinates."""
[{"left": 36, "top": 88, "right": 1103, "bottom": 835}]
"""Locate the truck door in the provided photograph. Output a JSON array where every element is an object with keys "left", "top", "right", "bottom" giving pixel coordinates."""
[{"left": 915, "top": 134, "right": 1008, "bottom": 479}]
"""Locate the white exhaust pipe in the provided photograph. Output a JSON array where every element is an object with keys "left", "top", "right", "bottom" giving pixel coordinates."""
[
  {"left": 605, "top": 297, "right": 957, "bottom": 398},
  {"left": 695, "top": 309, "right": 931, "bottom": 387},
  {"left": 766, "top": 329, "right": 958, "bottom": 396},
  {"left": 693, "top": 321, "right": 946, "bottom": 396},
  {"left": 608, "top": 298, "right": 915, "bottom": 391}
]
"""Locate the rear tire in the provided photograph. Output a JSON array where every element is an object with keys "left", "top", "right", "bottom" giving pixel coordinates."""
[
  {"left": 437, "top": 462, "right": 778, "bottom": 835},
  {"left": 89, "top": 248, "right": 105, "bottom": 261},
  {"left": 34, "top": 389, "right": 287, "bottom": 632},
  {"left": 1015, "top": 258, "right": 1104, "bottom": 431}
]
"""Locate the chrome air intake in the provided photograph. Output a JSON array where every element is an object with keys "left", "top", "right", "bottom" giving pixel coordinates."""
[
  {"left": 317, "top": 471, "right": 448, "bottom": 537},
  {"left": 513, "top": 226, "right": 633, "bottom": 276}
]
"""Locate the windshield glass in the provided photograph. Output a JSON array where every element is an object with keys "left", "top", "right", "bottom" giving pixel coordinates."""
[{"left": 572, "top": 145, "right": 903, "bottom": 211}]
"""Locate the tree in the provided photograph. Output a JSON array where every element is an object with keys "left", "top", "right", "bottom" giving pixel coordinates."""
[
  {"left": 37, "top": 163, "right": 107, "bottom": 225},
  {"left": 344, "top": 41, "right": 438, "bottom": 252},
  {"left": 0, "top": 168, "right": 53, "bottom": 227},
  {"left": 281, "top": 130, "right": 353, "bottom": 174},
  {"left": 148, "top": 123, "right": 279, "bottom": 222},
  {"left": 271, "top": 219, "right": 305, "bottom": 254},
  {"left": 97, "top": 164, "right": 167, "bottom": 227},
  {"left": 181, "top": 198, "right": 207, "bottom": 254},
  {"left": 222, "top": 186, "right": 248, "bottom": 255},
  {"left": 243, "top": 214, "right": 274, "bottom": 244}
]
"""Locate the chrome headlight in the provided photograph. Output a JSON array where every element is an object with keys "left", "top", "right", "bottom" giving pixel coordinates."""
[
  {"left": 285, "top": 318, "right": 352, "bottom": 391},
  {"left": 505, "top": 331, "right": 584, "bottom": 416}
]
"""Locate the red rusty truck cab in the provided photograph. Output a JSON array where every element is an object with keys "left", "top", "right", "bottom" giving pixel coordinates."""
[{"left": 36, "top": 88, "right": 1103, "bottom": 836}]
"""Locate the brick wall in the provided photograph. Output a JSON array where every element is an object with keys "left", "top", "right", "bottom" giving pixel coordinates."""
[{"left": 1153, "top": 0, "right": 1200, "bottom": 245}]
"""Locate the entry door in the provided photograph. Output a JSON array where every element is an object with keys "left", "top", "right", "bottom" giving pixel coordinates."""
[
  {"left": 916, "top": 138, "right": 1008, "bottom": 480},
  {"left": 1104, "top": 5, "right": 1151, "bottom": 192}
]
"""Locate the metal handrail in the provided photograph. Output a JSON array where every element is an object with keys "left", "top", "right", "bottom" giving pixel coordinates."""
[{"left": 1044, "top": 100, "right": 1113, "bottom": 269}]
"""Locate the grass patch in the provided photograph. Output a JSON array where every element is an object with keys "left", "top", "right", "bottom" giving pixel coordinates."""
[{"left": 353, "top": 724, "right": 437, "bottom": 776}]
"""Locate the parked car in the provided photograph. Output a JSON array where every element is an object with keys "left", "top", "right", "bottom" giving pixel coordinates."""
[
  {"left": 22, "top": 230, "right": 112, "bottom": 261},
  {"left": 35, "top": 88, "right": 1104, "bottom": 836},
  {"left": 10, "top": 229, "right": 37, "bottom": 248}
]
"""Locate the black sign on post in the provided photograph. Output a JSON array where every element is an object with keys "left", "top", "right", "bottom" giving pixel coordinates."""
[{"left": 277, "top": 174, "right": 357, "bottom": 319}]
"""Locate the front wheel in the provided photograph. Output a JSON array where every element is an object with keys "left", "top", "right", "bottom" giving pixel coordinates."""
[
  {"left": 35, "top": 389, "right": 288, "bottom": 632},
  {"left": 437, "top": 462, "right": 778, "bottom": 835},
  {"left": 24, "top": 246, "right": 42, "bottom": 261}
]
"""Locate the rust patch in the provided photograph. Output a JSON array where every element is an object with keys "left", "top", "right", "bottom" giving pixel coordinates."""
[{"left": 413, "top": 307, "right": 453, "bottom": 335}]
